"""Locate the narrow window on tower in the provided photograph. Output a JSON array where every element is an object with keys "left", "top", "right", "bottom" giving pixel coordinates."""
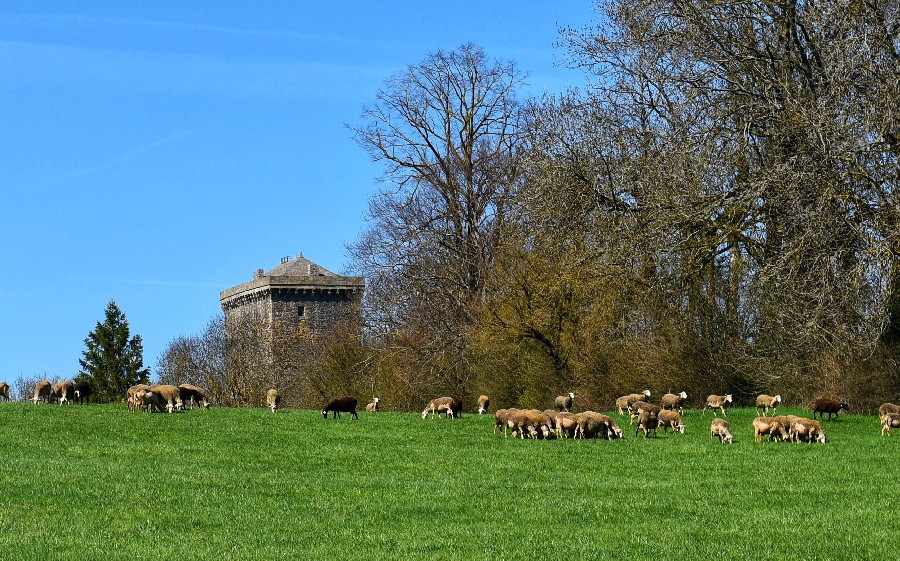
[{"left": 298, "top": 306, "right": 305, "bottom": 317}]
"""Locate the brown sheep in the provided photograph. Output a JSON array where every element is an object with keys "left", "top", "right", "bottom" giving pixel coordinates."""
[
  {"left": 790, "top": 417, "right": 826, "bottom": 443},
  {"left": 755, "top": 394, "right": 782, "bottom": 416},
  {"left": 575, "top": 411, "right": 615, "bottom": 439},
  {"left": 629, "top": 401, "right": 661, "bottom": 426},
  {"left": 323, "top": 396, "right": 359, "bottom": 419},
  {"left": 657, "top": 410, "right": 685, "bottom": 434},
  {"left": 878, "top": 403, "right": 900, "bottom": 416},
  {"left": 0, "top": 382, "right": 10, "bottom": 402},
  {"left": 660, "top": 391, "right": 688, "bottom": 414},
  {"left": 635, "top": 409, "right": 659, "bottom": 438},
  {"left": 422, "top": 397, "right": 459, "bottom": 419},
  {"left": 555, "top": 412, "right": 579, "bottom": 438},
  {"left": 477, "top": 395, "right": 490, "bottom": 414},
  {"left": 494, "top": 409, "right": 514, "bottom": 436},
  {"left": 266, "top": 389, "right": 281, "bottom": 413},
  {"left": 178, "top": 384, "right": 209, "bottom": 409},
  {"left": 615, "top": 390, "right": 651, "bottom": 416},
  {"left": 703, "top": 394, "right": 732, "bottom": 417},
  {"left": 53, "top": 381, "right": 74, "bottom": 405},
  {"left": 753, "top": 416, "right": 788, "bottom": 443},
  {"left": 150, "top": 384, "right": 183, "bottom": 413},
  {"left": 554, "top": 392, "right": 575, "bottom": 412},
  {"left": 710, "top": 418, "right": 733, "bottom": 444},
  {"left": 881, "top": 413, "right": 900, "bottom": 436},
  {"left": 812, "top": 399, "right": 849, "bottom": 421},
  {"left": 32, "top": 380, "right": 52, "bottom": 404}
]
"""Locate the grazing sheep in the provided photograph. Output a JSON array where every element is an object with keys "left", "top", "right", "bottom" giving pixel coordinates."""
[
  {"left": 365, "top": 397, "right": 380, "bottom": 412},
  {"left": 755, "top": 394, "right": 782, "bottom": 416},
  {"left": 881, "top": 413, "right": 900, "bottom": 436},
  {"left": 126, "top": 384, "right": 152, "bottom": 412},
  {"left": 660, "top": 391, "right": 688, "bottom": 414},
  {"left": 657, "top": 410, "right": 685, "bottom": 434},
  {"left": 629, "top": 401, "right": 661, "bottom": 425},
  {"left": 32, "top": 380, "right": 52, "bottom": 404},
  {"left": 266, "top": 389, "right": 281, "bottom": 413},
  {"left": 555, "top": 412, "right": 579, "bottom": 438},
  {"left": 322, "top": 396, "right": 359, "bottom": 419},
  {"left": 150, "top": 384, "right": 183, "bottom": 413},
  {"left": 772, "top": 415, "right": 800, "bottom": 441},
  {"left": 878, "top": 403, "right": 900, "bottom": 416},
  {"left": 635, "top": 409, "right": 659, "bottom": 438},
  {"left": 505, "top": 409, "right": 553, "bottom": 439},
  {"left": 703, "top": 394, "right": 732, "bottom": 417},
  {"left": 790, "top": 417, "right": 826, "bottom": 443},
  {"left": 575, "top": 411, "right": 621, "bottom": 440},
  {"left": 178, "top": 384, "right": 209, "bottom": 410},
  {"left": 554, "top": 392, "right": 575, "bottom": 412},
  {"left": 422, "top": 397, "right": 455, "bottom": 419},
  {"left": 477, "top": 395, "right": 490, "bottom": 414},
  {"left": 753, "top": 416, "right": 788, "bottom": 443},
  {"left": 134, "top": 389, "right": 162, "bottom": 413},
  {"left": 494, "top": 409, "right": 514, "bottom": 436},
  {"left": 73, "top": 382, "right": 91, "bottom": 404},
  {"left": 812, "top": 399, "right": 849, "bottom": 421},
  {"left": 710, "top": 418, "right": 733, "bottom": 444},
  {"left": 0, "top": 382, "right": 10, "bottom": 402},
  {"left": 53, "top": 381, "right": 74, "bottom": 405},
  {"left": 615, "top": 390, "right": 651, "bottom": 416}
]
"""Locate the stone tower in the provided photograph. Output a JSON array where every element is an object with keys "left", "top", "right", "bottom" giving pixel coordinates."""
[{"left": 220, "top": 253, "right": 365, "bottom": 343}]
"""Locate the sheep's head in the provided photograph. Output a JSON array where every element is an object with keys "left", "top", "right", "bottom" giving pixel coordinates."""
[
  {"left": 725, "top": 394, "right": 733, "bottom": 403},
  {"left": 774, "top": 395, "right": 782, "bottom": 403},
  {"left": 643, "top": 389, "right": 651, "bottom": 397},
  {"left": 723, "top": 433, "right": 733, "bottom": 444},
  {"left": 676, "top": 423, "right": 685, "bottom": 434},
  {"left": 840, "top": 402, "right": 850, "bottom": 412},
  {"left": 679, "top": 391, "right": 687, "bottom": 399}
]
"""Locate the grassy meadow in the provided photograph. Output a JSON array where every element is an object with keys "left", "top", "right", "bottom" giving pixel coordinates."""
[{"left": 0, "top": 402, "right": 897, "bottom": 560}]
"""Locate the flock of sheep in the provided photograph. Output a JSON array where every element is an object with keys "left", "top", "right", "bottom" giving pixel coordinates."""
[{"left": 10, "top": 378, "right": 900, "bottom": 442}]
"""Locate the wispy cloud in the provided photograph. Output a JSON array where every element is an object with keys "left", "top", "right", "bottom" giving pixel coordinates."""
[{"left": 47, "top": 129, "right": 198, "bottom": 184}]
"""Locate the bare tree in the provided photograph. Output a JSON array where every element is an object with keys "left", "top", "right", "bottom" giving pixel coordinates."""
[{"left": 348, "top": 43, "right": 528, "bottom": 394}]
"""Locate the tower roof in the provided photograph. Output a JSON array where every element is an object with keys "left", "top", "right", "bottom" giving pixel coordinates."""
[{"left": 265, "top": 253, "right": 336, "bottom": 277}]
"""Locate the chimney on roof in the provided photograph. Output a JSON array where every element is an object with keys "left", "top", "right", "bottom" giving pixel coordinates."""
[{"left": 254, "top": 269, "right": 265, "bottom": 279}]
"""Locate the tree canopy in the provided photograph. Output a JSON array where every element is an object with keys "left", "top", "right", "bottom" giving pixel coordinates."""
[{"left": 77, "top": 300, "right": 149, "bottom": 402}]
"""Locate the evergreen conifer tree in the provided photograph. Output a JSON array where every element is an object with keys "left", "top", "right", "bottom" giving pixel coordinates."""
[{"left": 76, "top": 300, "right": 150, "bottom": 402}]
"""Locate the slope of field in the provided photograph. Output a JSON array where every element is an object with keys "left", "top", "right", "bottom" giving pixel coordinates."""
[{"left": 0, "top": 403, "right": 896, "bottom": 559}]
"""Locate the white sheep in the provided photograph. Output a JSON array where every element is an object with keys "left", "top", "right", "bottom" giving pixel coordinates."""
[
  {"left": 150, "top": 384, "right": 183, "bottom": 413},
  {"left": 554, "top": 392, "right": 575, "bottom": 412},
  {"left": 477, "top": 395, "right": 490, "bottom": 414},
  {"left": 266, "top": 389, "right": 281, "bottom": 413},
  {"left": 657, "top": 410, "right": 685, "bottom": 434},
  {"left": 790, "top": 417, "right": 826, "bottom": 443},
  {"left": 703, "top": 394, "right": 732, "bottom": 417},
  {"left": 365, "top": 397, "right": 380, "bottom": 412},
  {"left": 660, "top": 391, "right": 688, "bottom": 414},
  {"left": 615, "top": 390, "right": 651, "bottom": 415},
  {"left": 881, "top": 413, "right": 900, "bottom": 436},
  {"left": 755, "top": 394, "right": 782, "bottom": 416},
  {"left": 53, "top": 381, "right": 74, "bottom": 405},
  {"left": 710, "top": 418, "right": 733, "bottom": 444}
]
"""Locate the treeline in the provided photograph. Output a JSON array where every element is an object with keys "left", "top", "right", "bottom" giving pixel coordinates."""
[{"left": 159, "top": 0, "right": 900, "bottom": 412}]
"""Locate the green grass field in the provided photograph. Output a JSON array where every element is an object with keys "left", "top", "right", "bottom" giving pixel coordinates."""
[{"left": 0, "top": 403, "right": 897, "bottom": 560}]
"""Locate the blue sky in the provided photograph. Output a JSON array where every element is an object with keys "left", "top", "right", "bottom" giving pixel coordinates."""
[{"left": 0, "top": 1, "right": 594, "bottom": 381}]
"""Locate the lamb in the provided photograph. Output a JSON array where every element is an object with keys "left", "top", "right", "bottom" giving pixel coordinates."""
[
  {"left": 753, "top": 416, "right": 788, "bottom": 443},
  {"left": 635, "top": 409, "right": 659, "bottom": 438},
  {"left": 790, "top": 417, "right": 826, "bottom": 443},
  {"left": 53, "top": 381, "right": 74, "bottom": 405},
  {"left": 660, "top": 391, "right": 688, "bottom": 414},
  {"left": 0, "top": 382, "right": 10, "bottom": 402},
  {"left": 710, "top": 418, "right": 733, "bottom": 444},
  {"left": 73, "top": 382, "right": 91, "bottom": 404},
  {"left": 150, "top": 384, "right": 183, "bottom": 413},
  {"left": 32, "top": 380, "right": 52, "bottom": 404},
  {"left": 554, "top": 392, "right": 575, "bottom": 412},
  {"left": 755, "top": 394, "right": 782, "bottom": 416},
  {"left": 703, "top": 394, "right": 732, "bottom": 417},
  {"left": 812, "top": 399, "right": 849, "bottom": 421},
  {"left": 266, "top": 389, "right": 281, "bottom": 413},
  {"left": 629, "top": 401, "right": 661, "bottom": 425},
  {"left": 657, "top": 410, "right": 685, "bottom": 434},
  {"left": 178, "top": 384, "right": 210, "bottom": 409},
  {"left": 365, "top": 397, "right": 380, "bottom": 412},
  {"left": 477, "top": 395, "right": 490, "bottom": 414},
  {"left": 127, "top": 384, "right": 152, "bottom": 412},
  {"left": 615, "top": 390, "right": 651, "bottom": 415},
  {"left": 881, "top": 413, "right": 900, "bottom": 436},
  {"left": 322, "top": 396, "right": 359, "bottom": 419}
]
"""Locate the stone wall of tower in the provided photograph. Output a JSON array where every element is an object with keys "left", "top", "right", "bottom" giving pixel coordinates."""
[{"left": 270, "top": 287, "right": 361, "bottom": 338}]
